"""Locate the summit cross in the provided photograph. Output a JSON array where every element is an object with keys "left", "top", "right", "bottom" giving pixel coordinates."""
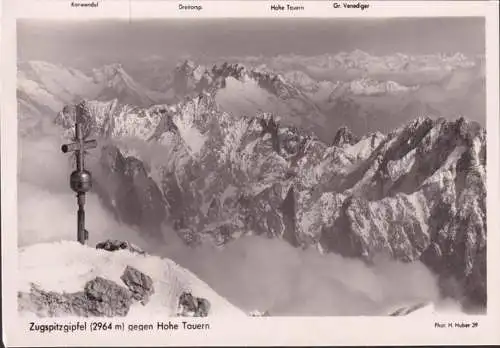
[{"left": 61, "top": 103, "right": 97, "bottom": 245}]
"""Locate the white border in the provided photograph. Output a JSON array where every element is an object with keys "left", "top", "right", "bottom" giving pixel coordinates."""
[
  {"left": 7, "top": 1, "right": 498, "bottom": 19},
  {"left": 2, "top": 1, "right": 500, "bottom": 346}
]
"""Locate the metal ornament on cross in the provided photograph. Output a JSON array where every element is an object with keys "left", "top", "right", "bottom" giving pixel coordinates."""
[{"left": 61, "top": 102, "right": 97, "bottom": 245}]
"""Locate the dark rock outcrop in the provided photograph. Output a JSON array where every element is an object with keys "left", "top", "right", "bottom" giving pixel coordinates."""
[
  {"left": 18, "top": 277, "right": 133, "bottom": 317},
  {"left": 96, "top": 239, "right": 146, "bottom": 255},
  {"left": 120, "top": 266, "right": 154, "bottom": 305},
  {"left": 84, "top": 277, "right": 133, "bottom": 316},
  {"left": 18, "top": 256, "right": 159, "bottom": 317},
  {"left": 93, "top": 145, "right": 167, "bottom": 239},
  {"left": 259, "top": 114, "right": 281, "bottom": 153},
  {"left": 332, "top": 125, "right": 360, "bottom": 147},
  {"left": 177, "top": 291, "right": 211, "bottom": 317}
]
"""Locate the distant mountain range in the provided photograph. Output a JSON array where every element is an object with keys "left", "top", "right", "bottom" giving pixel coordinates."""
[
  {"left": 18, "top": 50, "right": 485, "bottom": 140},
  {"left": 17, "top": 50, "right": 487, "bottom": 313}
]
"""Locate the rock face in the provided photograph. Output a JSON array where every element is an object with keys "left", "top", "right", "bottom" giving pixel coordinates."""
[
  {"left": 84, "top": 277, "right": 133, "bottom": 316},
  {"left": 177, "top": 291, "right": 211, "bottom": 317},
  {"left": 332, "top": 125, "right": 360, "bottom": 147},
  {"left": 56, "top": 92, "right": 487, "bottom": 311},
  {"left": 96, "top": 239, "right": 146, "bottom": 255},
  {"left": 92, "top": 143, "right": 167, "bottom": 238},
  {"left": 18, "top": 277, "right": 133, "bottom": 317},
  {"left": 170, "top": 60, "right": 302, "bottom": 101},
  {"left": 120, "top": 265, "right": 155, "bottom": 305},
  {"left": 18, "top": 254, "right": 158, "bottom": 317}
]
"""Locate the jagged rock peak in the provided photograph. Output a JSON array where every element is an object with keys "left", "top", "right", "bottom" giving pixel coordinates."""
[
  {"left": 393, "top": 115, "right": 484, "bottom": 145},
  {"left": 55, "top": 99, "right": 95, "bottom": 138},
  {"left": 92, "top": 64, "right": 131, "bottom": 85},
  {"left": 453, "top": 116, "right": 485, "bottom": 140},
  {"left": 211, "top": 62, "right": 248, "bottom": 79},
  {"left": 332, "top": 125, "right": 360, "bottom": 147},
  {"left": 256, "top": 111, "right": 281, "bottom": 124},
  {"left": 97, "top": 63, "right": 125, "bottom": 74},
  {"left": 176, "top": 59, "right": 198, "bottom": 72},
  {"left": 406, "top": 115, "right": 435, "bottom": 129},
  {"left": 51, "top": 103, "right": 486, "bottom": 312}
]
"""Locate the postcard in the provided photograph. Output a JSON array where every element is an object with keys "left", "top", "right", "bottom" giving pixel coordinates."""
[{"left": 1, "top": 0, "right": 499, "bottom": 346}]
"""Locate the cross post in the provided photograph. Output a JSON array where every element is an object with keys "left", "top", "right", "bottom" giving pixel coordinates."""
[{"left": 61, "top": 108, "right": 97, "bottom": 245}]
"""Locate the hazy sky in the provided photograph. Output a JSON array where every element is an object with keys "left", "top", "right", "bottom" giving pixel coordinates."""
[{"left": 18, "top": 18, "right": 485, "bottom": 69}]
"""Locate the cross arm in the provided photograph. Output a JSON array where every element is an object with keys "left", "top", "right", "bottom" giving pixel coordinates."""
[{"left": 61, "top": 139, "right": 98, "bottom": 153}]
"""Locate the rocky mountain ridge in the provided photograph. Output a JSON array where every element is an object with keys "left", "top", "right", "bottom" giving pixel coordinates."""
[
  {"left": 55, "top": 92, "right": 486, "bottom": 311},
  {"left": 225, "top": 50, "right": 480, "bottom": 78},
  {"left": 19, "top": 51, "right": 485, "bottom": 140}
]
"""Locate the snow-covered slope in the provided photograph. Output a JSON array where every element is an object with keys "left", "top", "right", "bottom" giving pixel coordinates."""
[
  {"left": 17, "top": 63, "right": 99, "bottom": 136},
  {"left": 17, "top": 61, "right": 169, "bottom": 125},
  {"left": 18, "top": 241, "right": 245, "bottom": 318},
  {"left": 92, "top": 63, "right": 168, "bottom": 107},
  {"left": 389, "top": 302, "right": 436, "bottom": 316}
]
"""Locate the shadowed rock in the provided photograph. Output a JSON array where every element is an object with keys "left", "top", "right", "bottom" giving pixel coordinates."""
[
  {"left": 18, "top": 277, "right": 133, "bottom": 317},
  {"left": 84, "top": 277, "right": 133, "bottom": 316},
  {"left": 120, "top": 266, "right": 155, "bottom": 305},
  {"left": 93, "top": 144, "right": 167, "bottom": 239},
  {"left": 332, "top": 125, "right": 360, "bottom": 147},
  {"left": 96, "top": 239, "right": 145, "bottom": 255},
  {"left": 177, "top": 291, "right": 211, "bottom": 317}
]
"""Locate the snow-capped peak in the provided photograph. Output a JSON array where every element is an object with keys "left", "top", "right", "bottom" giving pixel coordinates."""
[
  {"left": 92, "top": 64, "right": 166, "bottom": 106},
  {"left": 93, "top": 63, "right": 141, "bottom": 92},
  {"left": 92, "top": 63, "right": 129, "bottom": 85}
]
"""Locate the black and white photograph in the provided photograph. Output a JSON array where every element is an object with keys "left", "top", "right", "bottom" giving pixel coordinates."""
[{"left": 14, "top": 16, "right": 488, "bottom": 321}]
